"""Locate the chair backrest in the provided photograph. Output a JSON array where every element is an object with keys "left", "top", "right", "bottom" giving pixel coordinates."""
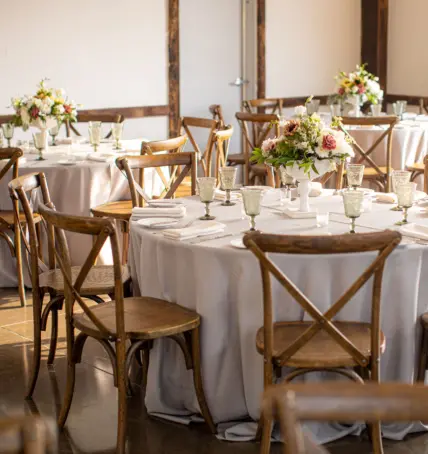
[
  {"left": 243, "top": 231, "right": 401, "bottom": 372},
  {"left": 0, "top": 114, "right": 15, "bottom": 126},
  {"left": 0, "top": 148, "right": 22, "bottom": 184},
  {"left": 116, "top": 151, "right": 197, "bottom": 207},
  {"left": 209, "top": 125, "right": 234, "bottom": 180},
  {"left": 262, "top": 381, "right": 428, "bottom": 454},
  {"left": 340, "top": 116, "right": 398, "bottom": 192},
  {"left": 38, "top": 203, "right": 125, "bottom": 344},
  {"left": 66, "top": 112, "right": 124, "bottom": 138},
  {"left": 180, "top": 117, "right": 219, "bottom": 176},
  {"left": 243, "top": 98, "right": 283, "bottom": 116},
  {"left": 0, "top": 414, "right": 57, "bottom": 454},
  {"left": 209, "top": 104, "right": 225, "bottom": 126}
]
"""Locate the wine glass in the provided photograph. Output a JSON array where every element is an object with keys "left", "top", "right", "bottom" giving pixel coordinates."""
[
  {"left": 2, "top": 123, "right": 14, "bottom": 147},
  {"left": 342, "top": 190, "right": 364, "bottom": 234},
  {"left": 241, "top": 187, "right": 263, "bottom": 232},
  {"left": 391, "top": 170, "right": 411, "bottom": 211},
  {"left": 33, "top": 132, "right": 47, "bottom": 161},
  {"left": 49, "top": 121, "right": 60, "bottom": 146},
  {"left": 395, "top": 182, "right": 416, "bottom": 226},
  {"left": 219, "top": 167, "right": 237, "bottom": 206},
  {"left": 111, "top": 122, "right": 124, "bottom": 150},
  {"left": 370, "top": 104, "right": 382, "bottom": 116},
  {"left": 197, "top": 177, "right": 216, "bottom": 220},
  {"left": 346, "top": 164, "right": 365, "bottom": 190},
  {"left": 88, "top": 121, "right": 102, "bottom": 152}
]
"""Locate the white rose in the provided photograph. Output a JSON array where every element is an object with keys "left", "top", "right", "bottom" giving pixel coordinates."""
[
  {"left": 294, "top": 105, "right": 306, "bottom": 116},
  {"left": 33, "top": 98, "right": 42, "bottom": 108},
  {"left": 366, "top": 79, "right": 381, "bottom": 95},
  {"left": 54, "top": 104, "right": 65, "bottom": 115}
]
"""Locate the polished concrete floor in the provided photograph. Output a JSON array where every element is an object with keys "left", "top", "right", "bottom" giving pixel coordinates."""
[{"left": 1, "top": 288, "right": 428, "bottom": 453}]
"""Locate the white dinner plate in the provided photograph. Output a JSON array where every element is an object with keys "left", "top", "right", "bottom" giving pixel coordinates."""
[
  {"left": 57, "top": 160, "right": 76, "bottom": 166},
  {"left": 230, "top": 238, "right": 246, "bottom": 249},
  {"left": 136, "top": 218, "right": 180, "bottom": 229}
]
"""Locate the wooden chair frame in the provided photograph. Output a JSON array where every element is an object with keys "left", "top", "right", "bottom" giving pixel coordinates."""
[
  {"left": 38, "top": 202, "right": 215, "bottom": 454},
  {"left": 235, "top": 112, "right": 280, "bottom": 186},
  {"left": 243, "top": 230, "right": 401, "bottom": 454},
  {"left": 243, "top": 98, "right": 283, "bottom": 116},
  {"left": 116, "top": 151, "right": 197, "bottom": 208},
  {"left": 210, "top": 125, "right": 234, "bottom": 180},
  {"left": 180, "top": 117, "right": 219, "bottom": 177},
  {"left": 66, "top": 113, "right": 123, "bottom": 138},
  {"left": 209, "top": 104, "right": 225, "bottom": 126},
  {"left": 339, "top": 116, "right": 399, "bottom": 192},
  {"left": 262, "top": 382, "right": 428, "bottom": 454}
]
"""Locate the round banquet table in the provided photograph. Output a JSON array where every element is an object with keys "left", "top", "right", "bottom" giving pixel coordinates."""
[
  {"left": 0, "top": 139, "right": 161, "bottom": 287},
  {"left": 129, "top": 190, "right": 428, "bottom": 444}
]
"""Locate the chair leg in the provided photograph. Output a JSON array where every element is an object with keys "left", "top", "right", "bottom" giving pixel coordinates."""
[
  {"left": 25, "top": 313, "right": 42, "bottom": 399},
  {"left": 121, "top": 222, "right": 129, "bottom": 265},
  {"left": 417, "top": 323, "right": 428, "bottom": 382},
  {"left": 190, "top": 327, "right": 216, "bottom": 434},
  {"left": 58, "top": 362, "right": 76, "bottom": 430},
  {"left": 35, "top": 222, "right": 43, "bottom": 260},
  {"left": 117, "top": 339, "right": 128, "bottom": 454},
  {"left": 141, "top": 344, "right": 151, "bottom": 395},
  {"left": 47, "top": 307, "right": 59, "bottom": 366},
  {"left": 14, "top": 223, "right": 26, "bottom": 307},
  {"left": 260, "top": 416, "right": 273, "bottom": 454}
]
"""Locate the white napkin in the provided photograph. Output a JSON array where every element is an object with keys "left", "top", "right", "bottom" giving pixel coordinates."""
[
  {"left": 132, "top": 206, "right": 186, "bottom": 219},
  {"left": 56, "top": 137, "right": 87, "bottom": 145},
  {"left": 214, "top": 189, "right": 242, "bottom": 201},
  {"left": 147, "top": 199, "right": 185, "bottom": 208},
  {"left": 375, "top": 192, "right": 397, "bottom": 204},
  {"left": 284, "top": 208, "right": 317, "bottom": 219},
  {"left": 163, "top": 221, "right": 225, "bottom": 241},
  {"left": 297, "top": 182, "right": 323, "bottom": 197},
  {"left": 87, "top": 152, "right": 116, "bottom": 163},
  {"left": 399, "top": 223, "right": 428, "bottom": 241}
]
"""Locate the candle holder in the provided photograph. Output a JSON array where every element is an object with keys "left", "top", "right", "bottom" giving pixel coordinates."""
[
  {"left": 219, "top": 167, "right": 237, "bottom": 206},
  {"left": 342, "top": 190, "right": 364, "bottom": 234},
  {"left": 197, "top": 177, "right": 216, "bottom": 220}
]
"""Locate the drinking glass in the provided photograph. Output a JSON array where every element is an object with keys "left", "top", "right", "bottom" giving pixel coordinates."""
[
  {"left": 33, "top": 132, "right": 47, "bottom": 161},
  {"left": 49, "top": 121, "right": 60, "bottom": 146},
  {"left": 219, "top": 167, "right": 237, "bottom": 206},
  {"left": 370, "top": 104, "right": 382, "bottom": 116},
  {"left": 279, "top": 167, "right": 295, "bottom": 205},
  {"left": 306, "top": 99, "right": 320, "bottom": 115},
  {"left": 391, "top": 170, "right": 411, "bottom": 211},
  {"left": 2, "top": 123, "right": 14, "bottom": 147},
  {"left": 241, "top": 187, "right": 263, "bottom": 232},
  {"left": 342, "top": 190, "right": 364, "bottom": 234},
  {"left": 395, "top": 182, "right": 416, "bottom": 225},
  {"left": 316, "top": 210, "right": 329, "bottom": 227},
  {"left": 346, "top": 164, "right": 365, "bottom": 189},
  {"left": 88, "top": 121, "right": 102, "bottom": 152},
  {"left": 393, "top": 101, "right": 406, "bottom": 120},
  {"left": 111, "top": 122, "right": 124, "bottom": 150},
  {"left": 197, "top": 177, "right": 216, "bottom": 220},
  {"left": 330, "top": 103, "right": 342, "bottom": 117}
]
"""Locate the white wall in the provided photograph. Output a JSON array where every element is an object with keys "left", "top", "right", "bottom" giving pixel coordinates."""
[
  {"left": 0, "top": 0, "right": 168, "bottom": 140},
  {"left": 388, "top": 0, "right": 428, "bottom": 96},
  {"left": 266, "top": 0, "right": 361, "bottom": 98}
]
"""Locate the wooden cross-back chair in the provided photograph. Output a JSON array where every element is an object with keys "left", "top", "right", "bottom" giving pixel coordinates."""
[
  {"left": 243, "top": 98, "right": 283, "bottom": 116},
  {"left": 38, "top": 202, "right": 216, "bottom": 454},
  {"left": 262, "top": 382, "right": 428, "bottom": 454},
  {"left": 209, "top": 104, "right": 225, "bottom": 126},
  {"left": 8, "top": 172, "right": 131, "bottom": 399},
  {"left": 235, "top": 112, "right": 280, "bottom": 186},
  {"left": 180, "top": 117, "right": 219, "bottom": 177},
  {"left": 0, "top": 114, "right": 15, "bottom": 126},
  {"left": 0, "top": 414, "right": 57, "bottom": 454},
  {"left": 243, "top": 230, "right": 402, "bottom": 454},
  {"left": 66, "top": 112, "right": 124, "bottom": 138},
  {"left": 116, "top": 151, "right": 197, "bottom": 208},
  {"left": 0, "top": 148, "right": 41, "bottom": 307},
  {"left": 91, "top": 134, "right": 188, "bottom": 264},
  {"left": 406, "top": 154, "right": 428, "bottom": 190},
  {"left": 339, "top": 116, "right": 399, "bottom": 192},
  {"left": 209, "top": 125, "right": 234, "bottom": 181}
]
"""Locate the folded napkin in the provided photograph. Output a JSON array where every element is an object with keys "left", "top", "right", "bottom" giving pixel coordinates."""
[
  {"left": 284, "top": 207, "right": 317, "bottom": 219},
  {"left": 214, "top": 189, "right": 242, "bottom": 201},
  {"left": 132, "top": 206, "right": 186, "bottom": 219},
  {"left": 163, "top": 221, "right": 225, "bottom": 241},
  {"left": 56, "top": 137, "right": 87, "bottom": 145},
  {"left": 400, "top": 223, "right": 428, "bottom": 241},
  {"left": 147, "top": 199, "right": 185, "bottom": 208},
  {"left": 297, "top": 182, "right": 323, "bottom": 197},
  {"left": 375, "top": 192, "right": 397, "bottom": 204},
  {"left": 87, "top": 152, "right": 116, "bottom": 163}
]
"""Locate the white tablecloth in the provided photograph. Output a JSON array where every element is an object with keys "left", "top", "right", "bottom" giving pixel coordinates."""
[
  {"left": 129, "top": 190, "right": 428, "bottom": 443},
  {"left": 0, "top": 139, "right": 160, "bottom": 287}
]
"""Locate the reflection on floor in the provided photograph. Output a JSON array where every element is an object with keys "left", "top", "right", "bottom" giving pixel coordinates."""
[{"left": 0, "top": 287, "right": 427, "bottom": 454}]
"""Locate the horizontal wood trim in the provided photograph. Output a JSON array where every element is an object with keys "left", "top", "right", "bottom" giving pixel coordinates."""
[
  {"left": 280, "top": 95, "right": 331, "bottom": 107},
  {"left": 77, "top": 105, "right": 169, "bottom": 119},
  {"left": 0, "top": 115, "right": 14, "bottom": 124},
  {"left": 384, "top": 94, "right": 425, "bottom": 105}
]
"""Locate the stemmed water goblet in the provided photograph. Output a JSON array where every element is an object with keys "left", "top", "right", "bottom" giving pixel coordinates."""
[
  {"left": 219, "top": 167, "right": 237, "bottom": 206},
  {"left": 2, "top": 123, "right": 14, "bottom": 147},
  {"left": 391, "top": 170, "right": 411, "bottom": 211},
  {"left": 88, "top": 121, "right": 102, "bottom": 152},
  {"left": 111, "top": 122, "right": 124, "bottom": 150},
  {"left": 197, "top": 177, "right": 216, "bottom": 220},
  {"left": 342, "top": 190, "right": 364, "bottom": 234},
  {"left": 241, "top": 187, "right": 263, "bottom": 232},
  {"left": 33, "top": 132, "right": 47, "bottom": 161},
  {"left": 346, "top": 164, "right": 365, "bottom": 190},
  {"left": 395, "top": 182, "right": 416, "bottom": 226},
  {"left": 49, "top": 121, "right": 60, "bottom": 146}
]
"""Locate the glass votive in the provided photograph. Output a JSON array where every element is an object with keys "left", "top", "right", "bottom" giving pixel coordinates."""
[
  {"left": 342, "top": 190, "right": 364, "bottom": 234},
  {"left": 197, "top": 177, "right": 217, "bottom": 220},
  {"left": 316, "top": 210, "right": 329, "bottom": 227},
  {"left": 346, "top": 164, "right": 365, "bottom": 189},
  {"left": 362, "top": 194, "right": 373, "bottom": 213},
  {"left": 219, "top": 167, "right": 237, "bottom": 206},
  {"left": 241, "top": 187, "right": 263, "bottom": 232},
  {"left": 370, "top": 104, "right": 382, "bottom": 116}
]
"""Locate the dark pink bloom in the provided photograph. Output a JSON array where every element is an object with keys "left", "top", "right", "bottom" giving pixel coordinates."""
[
  {"left": 322, "top": 134, "right": 336, "bottom": 151},
  {"left": 358, "top": 84, "right": 366, "bottom": 94},
  {"left": 64, "top": 105, "right": 72, "bottom": 114},
  {"left": 338, "top": 87, "right": 345, "bottom": 96},
  {"left": 30, "top": 106, "right": 39, "bottom": 119}
]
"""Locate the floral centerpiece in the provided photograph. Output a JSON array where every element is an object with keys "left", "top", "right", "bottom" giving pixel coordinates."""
[
  {"left": 11, "top": 79, "right": 77, "bottom": 131},
  {"left": 335, "top": 64, "right": 383, "bottom": 115},
  {"left": 251, "top": 104, "right": 354, "bottom": 212}
]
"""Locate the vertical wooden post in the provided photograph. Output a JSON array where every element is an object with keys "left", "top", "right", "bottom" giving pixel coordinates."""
[
  {"left": 257, "top": 0, "right": 266, "bottom": 99},
  {"left": 168, "top": 0, "right": 180, "bottom": 138},
  {"left": 361, "top": 0, "right": 389, "bottom": 92}
]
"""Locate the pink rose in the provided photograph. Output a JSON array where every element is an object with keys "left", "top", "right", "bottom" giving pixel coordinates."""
[
  {"left": 322, "top": 134, "right": 336, "bottom": 151},
  {"left": 358, "top": 84, "right": 366, "bottom": 94},
  {"left": 338, "top": 87, "right": 345, "bottom": 96},
  {"left": 261, "top": 138, "right": 277, "bottom": 153},
  {"left": 30, "top": 106, "right": 39, "bottom": 119}
]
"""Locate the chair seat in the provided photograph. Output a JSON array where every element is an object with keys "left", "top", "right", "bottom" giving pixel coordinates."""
[
  {"left": 406, "top": 162, "right": 425, "bottom": 172},
  {"left": 91, "top": 200, "right": 132, "bottom": 221},
  {"left": 0, "top": 211, "right": 41, "bottom": 229},
  {"left": 256, "top": 321, "right": 386, "bottom": 368},
  {"left": 363, "top": 167, "right": 390, "bottom": 178},
  {"left": 227, "top": 153, "right": 245, "bottom": 164},
  {"left": 39, "top": 265, "right": 130, "bottom": 295},
  {"left": 73, "top": 296, "right": 200, "bottom": 340}
]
